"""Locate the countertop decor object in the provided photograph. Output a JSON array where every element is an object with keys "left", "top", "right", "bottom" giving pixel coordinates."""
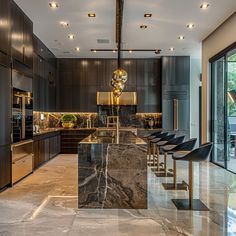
[{"left": 61, "top": 114, "right": 77, "bottom": 128}]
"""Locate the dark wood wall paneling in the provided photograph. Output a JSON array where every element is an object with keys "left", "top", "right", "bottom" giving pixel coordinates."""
[{"left": 57, "top": 58, "right": 162, "bottom": 113}]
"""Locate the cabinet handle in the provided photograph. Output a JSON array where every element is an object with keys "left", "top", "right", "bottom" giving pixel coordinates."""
[{"left": 173, "top": 99, "right": 179, "bottom": 131}]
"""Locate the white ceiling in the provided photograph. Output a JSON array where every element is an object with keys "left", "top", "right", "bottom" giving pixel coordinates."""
[{"left": 15, "top": 0, "right": 236, "bottom": 58}]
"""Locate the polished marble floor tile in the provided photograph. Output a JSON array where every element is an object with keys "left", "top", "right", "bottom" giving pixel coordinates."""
[{"left": 0, "top": 154, "right": 235, "bottom": 236}]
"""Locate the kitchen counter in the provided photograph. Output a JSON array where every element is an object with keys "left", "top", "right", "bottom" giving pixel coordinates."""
[
  {"left": 78, "top": 130, "right": 147, "bottom": 209},
  {"left": 80, "top": 130, "right": 145, "bottom": 144},
  {"left": 33, "top": 127, "right": 97, "bottom": 136}
]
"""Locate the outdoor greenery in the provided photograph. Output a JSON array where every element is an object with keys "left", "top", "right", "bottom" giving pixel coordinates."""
[{"left": 227, "top": 53, "right": 236, "bottom": 116}]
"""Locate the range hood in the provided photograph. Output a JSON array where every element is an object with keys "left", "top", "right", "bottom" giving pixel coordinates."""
[{"left": 97, "top": 92, "right": 137, "bottom": 105}]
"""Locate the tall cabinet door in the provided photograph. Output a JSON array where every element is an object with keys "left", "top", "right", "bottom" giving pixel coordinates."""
[
  {"left": 0, "top": 65, "right": 11, "bottom": 146},
  {"left": 0, "top": 0, "right": 11, "bottom": 56},
  {"left": 0, "top": 65, "right": 11, "bottom": 189},
  {"left": 11, "top": 1, "right": 24, "bottom": 63},
  {"left": 162, "top": 56, "right": 190, "bottom": 136}
]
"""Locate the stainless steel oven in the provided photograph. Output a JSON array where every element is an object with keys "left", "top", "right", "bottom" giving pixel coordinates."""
[{"left": 12, "top": 88, "right": 33, "bottom": 143}]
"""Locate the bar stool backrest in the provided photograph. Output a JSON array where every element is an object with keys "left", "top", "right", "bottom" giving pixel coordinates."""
[
  {"left": 167, "top": 135, "right": 185, "bottom": 145},
  {"left": 180, "top": 143, "right": 213, "bottom": 162},
  {"left": 162, "top": 134, "right": 176, "bottom": 141},
  {"left": 172, "top": 138, "right": 197, "bottom": 152},
  {"left": 148, "top": 131, "right": 168, "bottom": 140},
  {"left": 155, "top": 132, "right": 169, "bottom": 139}
]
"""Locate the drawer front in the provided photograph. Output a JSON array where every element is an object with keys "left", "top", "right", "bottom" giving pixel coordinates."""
[{"left": 12, "top": 155, "right": 33, "bottom": 184}]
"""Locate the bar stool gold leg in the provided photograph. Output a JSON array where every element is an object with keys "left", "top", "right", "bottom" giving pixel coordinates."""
[
  {"left": 173, "top": 159, "right": 177, "bottom": 189},
  {"left": 156, "top": 147, "right": 160, "bottom": 171},
  {"left": 147, "top": 140, "right": 151, "bottom": 161},
  {"left": 153, "top": 144, "right": 156, "bottom": 166},
  {"left": 164, "top": 152, "right": 167, "bottom": 176},
  {"left": 189, "top": 161, "right": 193, "bottom": 208}
]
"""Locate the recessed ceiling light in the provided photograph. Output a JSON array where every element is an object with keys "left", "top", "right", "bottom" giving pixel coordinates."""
[
  {"left": 113, "top": 50, "right": 117, "bottom": 53},
  {"left": 88, "top": 13, "right": 96, "bottom": 17},
  {"left": 140, "top": 25, "right": 148, "bottom": 29},
  {"left": 169, "top": 47, "right": 175, "bottom": 51},
  {"left": 155, "top": 50, "right": 161, "bottom": 54},
  {"left": 75, "top": 47, "right": 80, "bottom": 52},
  {"left": 200, "top": 3, "right": 210, "bottom": 9},
  {"left": 49, "top": 2, "right": 59, "bottom": 8},
  {"left": 60, "top": 21, "right": 69, "bottom": 27},
  {"left": 129, "top": 50, "right": 132, "bottom": 54},
  {"left": 91, "top": 49, "right": 97, "bottom": 53},
  {"left": 68, "top": 34, "right": 75, "bottom": 40},
  {"left": 144, "top": 13, "right": 152, "bottom": 18},
  {"left": 178, "top": 35, "right": 185, "bottom": 40},
  {"left": 187, "top": 23, "right": 195, "bottom": 29}
]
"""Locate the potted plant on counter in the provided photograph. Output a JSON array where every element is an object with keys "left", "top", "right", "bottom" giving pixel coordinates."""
[{"left": 61, "top": 114, "right": 77, "bottom": 128}]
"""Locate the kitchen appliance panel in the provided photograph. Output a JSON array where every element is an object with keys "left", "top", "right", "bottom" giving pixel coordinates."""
[{"left": 11, "top": 140, "right": 33, "bottom": 184}]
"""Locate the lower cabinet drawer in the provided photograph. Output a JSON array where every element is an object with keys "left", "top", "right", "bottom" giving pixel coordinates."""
[{"left": 12, "top": 155, "right": 33, "bottom": 184}]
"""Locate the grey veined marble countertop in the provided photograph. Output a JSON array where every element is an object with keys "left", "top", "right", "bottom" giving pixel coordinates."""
[{"left": 79, "top": 130, "right": 146, "bottom": 145}]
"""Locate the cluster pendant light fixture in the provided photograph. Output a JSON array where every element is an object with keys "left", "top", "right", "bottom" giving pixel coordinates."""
[{"left": 111, "top": 0, "right": 127, "bottom": 98}]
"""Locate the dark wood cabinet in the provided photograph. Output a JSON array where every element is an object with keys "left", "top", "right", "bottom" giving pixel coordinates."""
[
  {"left": 0, "top": 0, "right": 11, "bottom": 61},
  {"left": 23, "top": 14, "right": 33, "bottom": 68},
  {"left": 57, "top": 58, "right": 161, "bottom": 113},
  {"left": 33, "top": 131, "right": 60, "bottom": 170},
  {"left": 0, "top": 65, "right": 11, "bottom": 190},
  {"left": 11, "top": 1, "right": 24, "bottom": 63},
  {"left": 162, "top": 56, "right": 190, "bottom": 136},
  {"left": 33, "top": 35, "right": 57, "bottom": 112},
  {"left": 0, "top": 145, "right": 11, "bottom": 189},
  {"left": 0, "top": 65, "right": 11, "bottom": 146},
  {"left": 11, "top": 1, "right": 33, "bottom": 69},
  {"left": 61, "top": 129, "right": 96, "bottom": 154}
]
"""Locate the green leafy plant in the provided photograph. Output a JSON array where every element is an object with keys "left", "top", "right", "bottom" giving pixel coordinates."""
[{"left": 61, "top": 114, "right": 77, "bottom": 123}]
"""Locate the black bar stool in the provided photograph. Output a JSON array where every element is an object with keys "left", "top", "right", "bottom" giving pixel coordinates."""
[
  {"left": 151, "top": 134, "right": 176, "bottom": 173},
  {"left": 149, "top": 132, "right": 169, "bottom": 164},
  {"left": 171, "top": 142, "right": 213, "bottom": 211},
  {"left": 143, "top": 131, "right": 162, "bottom": 139},
  {"left": 161, "top": 138, "right": 197, "bottom": 189},
  {"left": 147, "top": 132, "right": 168, "bottom": 161},
  {"left": 156, "top": 136, "right": 186, "bottom": 177}
]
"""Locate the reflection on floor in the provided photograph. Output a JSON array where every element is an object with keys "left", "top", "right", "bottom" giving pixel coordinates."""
[{"left": 0, "top": 154, "right": 236, "bottom": 235}]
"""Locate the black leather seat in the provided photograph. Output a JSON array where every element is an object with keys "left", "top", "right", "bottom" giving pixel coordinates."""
[{"left": 171, "top": 142, "right": 213, "bottom": 211}]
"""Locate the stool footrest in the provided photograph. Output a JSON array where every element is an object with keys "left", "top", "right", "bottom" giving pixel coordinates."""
[
  {"left": 162, "top": 182, "right": 188, "bottom": 190},
  {"left": 172, "top": 199, "right": 209, "bottom": 211},
  {"left": 155, "top": 172, "right": 173, "bottom": 177}
]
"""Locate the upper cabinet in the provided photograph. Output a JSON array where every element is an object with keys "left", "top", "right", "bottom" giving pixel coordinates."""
[
  {"left": 0, "top": 0, "right": 11, "bottom": 66},
  {"left": 11, "top": 1, "right": 33, "bottom": 69},
  {"left": 33, "top": 35, "right": 57, "bottom": 112}
]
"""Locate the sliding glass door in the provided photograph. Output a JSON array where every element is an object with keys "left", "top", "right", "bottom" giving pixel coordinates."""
[
  {"left": 211, "top": 47, "right": 236, "bottom": 173},
  {"left": 226, "top": 49, "right": 236, "bottom": 173},
  {"left": 212, "top": 57, "right": 226, "bottom": 167}
]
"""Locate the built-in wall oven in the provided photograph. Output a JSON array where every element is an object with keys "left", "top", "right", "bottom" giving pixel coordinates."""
[{"left": 12, "top": 88, "right": 33, "bottom": 143}]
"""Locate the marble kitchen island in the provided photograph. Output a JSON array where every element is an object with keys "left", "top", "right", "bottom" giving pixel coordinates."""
[{"left": 78, "top": 130, "right": 147, "bottom": 209}]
